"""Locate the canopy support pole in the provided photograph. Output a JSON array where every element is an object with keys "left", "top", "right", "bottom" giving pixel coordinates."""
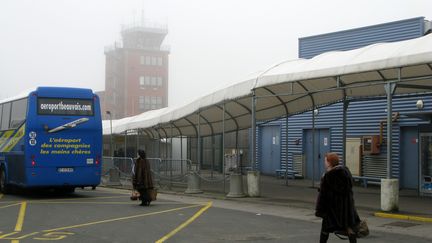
[
  {"left": 381, "top": 70, "right": 398, "bottom": 212},
  {"left": 222, "top": 103, "right": 226, "bottom": 193},
  {"left": 251, "top": 91, "right": 257, "bottom": 170},
  {"left": 342, "top": 99, "right": 349, "bottom": 165},
  {"left": 385, "top": 82, "right": 397, "bottom": 178},
  {"left": 312, "top": 105, "right": 316, "bottom": 188},
  {"left": 170, "top": 124, "right": 173, "bottom": 159},
  {"left": 124, "top": 130, "right": 127, "bottom": 159},
  {"left": 136, "top": 129, "right": 139, "bottom": 156},
  {"left": 197, "top": 112, "right": 201, "bottom": 172},
  {"left": 285, "top": 115, "right": 289, "bottom": 186}
]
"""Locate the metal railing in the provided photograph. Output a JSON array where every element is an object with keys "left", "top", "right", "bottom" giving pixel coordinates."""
[
  {"left": 102, "top": 157, "right": 192, "bottom": 188},
  {"left": 102, "top": 157, "right": 135, "bottom": 186}
]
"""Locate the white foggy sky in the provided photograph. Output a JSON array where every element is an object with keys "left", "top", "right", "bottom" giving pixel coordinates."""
[{"left": 0, "top": 0, "right": 431, "bottom": 105}]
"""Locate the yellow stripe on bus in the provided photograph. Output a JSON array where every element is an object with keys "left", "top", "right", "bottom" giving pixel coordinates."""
[
  {"left": 0, "top": 130, "right": 14, "bottom": 148},
  {"left": 2, "top": 125, "right": 26, "bottom": 153}
]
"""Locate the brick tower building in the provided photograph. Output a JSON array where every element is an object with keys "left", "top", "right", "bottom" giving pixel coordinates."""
[{"left": 102, "top": 21, "right": 169, "bottom": 119}]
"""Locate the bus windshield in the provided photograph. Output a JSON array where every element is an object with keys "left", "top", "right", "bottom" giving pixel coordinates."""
[{"left": 37, "top": 97, "right": 94, "bottom": 116}]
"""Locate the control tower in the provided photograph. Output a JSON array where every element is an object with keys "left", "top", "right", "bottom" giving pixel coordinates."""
[{"left": 103, "top": 21, "right": 169, "bottom": 119}]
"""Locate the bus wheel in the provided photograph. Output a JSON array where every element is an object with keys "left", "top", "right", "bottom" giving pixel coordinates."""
[
  {"left": 63, "top": 187, "right": 75, "bottom": 194},
  {"left": 0, "top": 168, "right": 11, "bottom": 194}
]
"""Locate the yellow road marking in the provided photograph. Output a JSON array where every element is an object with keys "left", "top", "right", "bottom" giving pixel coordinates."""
[
  {"left": 0, "top": 231, "right": 39, "bottom": 240},
  {"left": 375, "top": 212, "right": 432, "bottom": 223},
  {"left": 0, "top": 195, "right": 128, "bottom": 205},
  {"left": 42, "top": 204, "right": 202, "bottom": 232},
  {"left": 2, "top": 202, "right": 28, "bottom": 243},
  {"left": 0, "top": 231, "right": 21, "bottom": 239},
  {"left": 32, "top": 195, "right": 128, "bottom": 202},
  {"left": 0, "top": 203, "right": 21, "bottom": 209},
  {"left": 155, "top": 201, "right": 212, "bottom": 243},
  {"left": 15, "top": 202, "right": 27, "bottom": 231}
]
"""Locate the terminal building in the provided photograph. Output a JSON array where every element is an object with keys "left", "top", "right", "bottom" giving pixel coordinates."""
[
  {"left": 258, "top": 17, "right": 432, "bottom": 193},
  {"left": 102, "top": 17, "right": 432, "bottom": 197}
]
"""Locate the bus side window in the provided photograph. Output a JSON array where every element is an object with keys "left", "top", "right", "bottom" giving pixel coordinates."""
[
  {"left": 10, "top": 98, "right": 27, "bottom": 129},
  {"left": 1, "top": 102, "right": 11, "bottom": 131}
]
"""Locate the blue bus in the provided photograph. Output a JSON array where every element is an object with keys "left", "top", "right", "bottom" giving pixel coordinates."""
[{"left": 0, "top": 87, "right": 102, "bottom": 193}]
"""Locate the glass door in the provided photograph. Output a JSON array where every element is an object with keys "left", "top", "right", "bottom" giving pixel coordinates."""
[{"left": 420, "top": 133, "right": 432, "bottom": 195}]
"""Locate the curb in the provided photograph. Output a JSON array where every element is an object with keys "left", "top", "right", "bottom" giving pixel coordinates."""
[{"left": 374, "top": 212, "right": 432, "bottom": 223}]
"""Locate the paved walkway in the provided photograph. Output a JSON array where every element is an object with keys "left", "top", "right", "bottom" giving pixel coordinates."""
[
  {"left": 162, "top": 174, "right": 432, "bottom": 218},
  {"left": 106, "top": 173, "right": 432, "bottom": 220}
]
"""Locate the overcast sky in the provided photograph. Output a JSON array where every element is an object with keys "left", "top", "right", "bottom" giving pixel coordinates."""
[{"left": 1, "top": 0, "right": 431, "bottom": 105}]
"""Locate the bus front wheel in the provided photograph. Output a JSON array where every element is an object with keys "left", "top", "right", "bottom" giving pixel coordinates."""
[{"left": 0, "top": 168, "right": 11, "bottom": 194}]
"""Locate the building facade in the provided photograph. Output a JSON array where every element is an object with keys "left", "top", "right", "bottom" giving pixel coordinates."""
[
  {"left": 102, "top": 22, "right": 169, "bottom": 120},
  {"left": 258, "top": 17, "right": 432, "bottom": 193}
]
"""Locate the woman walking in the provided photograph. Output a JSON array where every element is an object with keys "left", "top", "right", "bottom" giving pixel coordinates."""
[
  {"left": 132, "top": 149, "right": 154, "bottom": 206},
  {"left": 315, "top": 152, "right": 360, "bottom": 243}
]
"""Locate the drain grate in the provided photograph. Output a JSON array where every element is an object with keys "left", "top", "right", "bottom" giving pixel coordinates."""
[{"left": 383, "top": 221, "right": 421, "bottom": 228}]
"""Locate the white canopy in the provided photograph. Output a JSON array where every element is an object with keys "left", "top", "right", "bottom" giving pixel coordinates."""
[{"left": 103, "top": 34, "right": 432, "bottom": 137}]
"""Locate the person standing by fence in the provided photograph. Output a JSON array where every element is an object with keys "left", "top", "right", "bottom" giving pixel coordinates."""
[
  {"left": 315, "top": 152, "right": 360, "bottom": 243},
  {"left": 132, "top": 149, "right": 154, "bottom": 206}
]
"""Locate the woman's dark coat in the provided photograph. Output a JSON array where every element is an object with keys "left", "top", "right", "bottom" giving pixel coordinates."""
[
  {"left": 132, "top": 157, "right": 154, "bottom": 201},
  {"left": 315, "top": 165, "right": 360, "bottom": 232}
]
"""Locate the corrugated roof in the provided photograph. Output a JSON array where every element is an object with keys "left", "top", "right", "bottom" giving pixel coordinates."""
[{"left": 104, "top": 34, "right": 432, "bottom": 137}]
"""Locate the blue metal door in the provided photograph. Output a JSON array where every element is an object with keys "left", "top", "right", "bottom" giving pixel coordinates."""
[
  {"left": 260, "top": 125, "right": 281, "bottom": 175},
  {"left": 400, "top": 127, "right": 419, "bottom": 189},
  {"left": 305, "top": 129, "right": 330, "bottom": 180}
]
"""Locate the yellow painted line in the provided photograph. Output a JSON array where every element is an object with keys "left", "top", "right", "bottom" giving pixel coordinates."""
[
  {"left": 155, "top": 201, "right": 213, "bottom": 243},
  {"left": 11, "top": 240, "right": 19, "bottom": 243},
  {"left": 42, "top": 204, "right": 202, "bottom": 232},
  {"left": 0, "top": 195, "right": 130, "bottom": 205},
  {"left": 14, "top": 202, "right": 27, "bottom": 231},
  {"left": 0, "top": 202, "right": 21, "bottom": 209},
  {"left": 1, "top": 232, "right": 39, "bottom": 240},
  {"left": 0, "top": 232, "right": 21, "bottom": 239},
  {"left": 33, "top": 195, "right": 128, "bottom": 202},
  {"left": 375, "top": 212, "right": 432, "bottom": 223},
  {"left": 31, "top": 201, "right": 137, "bottom": 205}
]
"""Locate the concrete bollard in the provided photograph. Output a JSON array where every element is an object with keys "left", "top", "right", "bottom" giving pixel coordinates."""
[
  {"left": 381, "top": 178, "right": 399, "bottom": 212},
  {"left": 247, "top": 170, "right": 260, "bottom": 197},
  {"left": 227, "top": 173, "right": 246, "bottom": 198},
  {"left": 185, "top": 172, "right": 203, "bottom": 194}
]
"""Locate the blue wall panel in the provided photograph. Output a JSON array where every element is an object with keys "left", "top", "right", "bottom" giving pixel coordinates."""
[
  {"left": 271, "top": 94, "right": 432, "bottom": 180},
  {"left": 299, "top": 17, "right": 425, "bottom": 59}
]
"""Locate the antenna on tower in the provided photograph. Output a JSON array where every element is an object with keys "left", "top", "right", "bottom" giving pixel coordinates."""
[
  {"left": 141, "top": 0, "right": 146, "bottom": 26},
  {"left": 132, "top": 9, "right": 137, "bottom": 26}
]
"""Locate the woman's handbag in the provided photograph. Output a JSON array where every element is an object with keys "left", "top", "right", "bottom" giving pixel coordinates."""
[
  {"left": 334, "top": 219, "right": 369, "bottom": 239},
  {"left": 355, "top": 219, "right": 369, "bottom": 238},
  {"left": 130, "top": 190, "right": 140, "bottom": 201},
  {"left": 148, "top": 188, "right": 157, "bottom": 201}
]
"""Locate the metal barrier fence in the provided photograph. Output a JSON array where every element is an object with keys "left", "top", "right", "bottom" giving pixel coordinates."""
[
  {"left": 102, "top": 157, "right": 192, "bottom": 188},
  {"left": 147, "top": 158, "right": 192, "bottom": 188},
  {"left": 102, "top": 157, "right": 135, "bottom": 186}
]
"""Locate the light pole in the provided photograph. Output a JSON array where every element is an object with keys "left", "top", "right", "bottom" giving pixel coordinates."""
[{"left": 106, "top": 111, "right": 113, "bottom": 157}]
